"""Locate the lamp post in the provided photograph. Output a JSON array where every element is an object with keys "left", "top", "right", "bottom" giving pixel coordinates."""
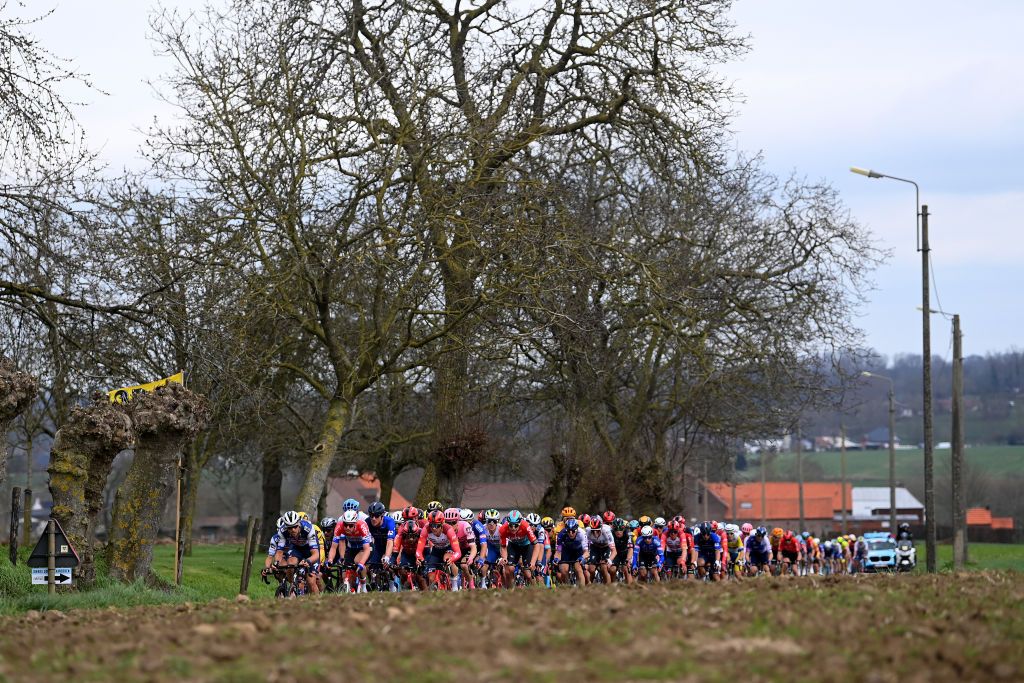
[
  {"left": 850, "top": 166, "right": 936, "bottom": 573},
  {"left": 862, "top": 371, "right": 898, "bottom": 535}
]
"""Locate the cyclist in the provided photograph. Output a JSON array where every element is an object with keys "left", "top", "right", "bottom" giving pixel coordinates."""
[
  {"left": 713, "top": 522, "right": 729, "bottom": 579},
  {"left": 805, "top": 533, "right": 821, "bottom": 576},
  {"left": 415, "top": 510, "right": 461, "bottom": 588},
  {"left": 365, "top": 501, "right": 396, "bottom": 588},
  {"left": 554, "top": 517, "right": 589, "bottom": 586},
  {"left": 425, "top": 500, "right": 444, "bottom": 514},
  {"left": 778, "top": 530, "right": 802, "bottom": 576},
  {"left": 850, "top": 534, "right": 867, "bottom": 573},
  {"left": 628, "top": 519, "right": 641, "bottom": 544},
  {"left": 446, "top": 507, "right": 477, "bottom": 590},
  {"left": 267, "top": 511, "right": 321, "bottom": 594},
  {"left": 610, "top": 518, "right": 633, "bottom": 584},
  {"left": 661, "top": 520, "right": 688, "bottom": 578},
  {"left": 393, "top": 519, "right": 424, "bottom": 589},
  {"left": 745, "top": 526, "right": 772, "bottom": 576},
  {"left": 724, "top": 524, "right": 744, "bottom": 577},
  {"left": 525, "top": 513, "right": 550, "bottom": 585},
  {"left": 262, "top": 516, "right": 287, "bottom": 574},
  {"left": 585, "top": 515, "right": 616, "bottom": 584},
  {"left": 632, "top": 525, "right": 663, "bottom": 582},
  {"left": 498, "top": 510, "right": 538, "bottom": 588},
  {"left": 328, "top": 509, "right": 373, "bottom": 586},
  {"left": 693, "top": 522, "right": 721, "bottom": 581}
]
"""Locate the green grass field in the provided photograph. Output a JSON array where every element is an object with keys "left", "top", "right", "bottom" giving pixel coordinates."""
[
  {"left": 1, "top": 541, "right": 1021, "bottom": 615},
  {"left": 753, "top": 444, "right": 1024, "bottom": 485}
]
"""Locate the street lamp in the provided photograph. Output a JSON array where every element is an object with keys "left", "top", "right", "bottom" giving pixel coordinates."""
[
  {"left": 851, "top": 166, "right": 935, "bottom": 572},
  {"left": 862, "top": 371, "right": 898, "bottom": 535}
]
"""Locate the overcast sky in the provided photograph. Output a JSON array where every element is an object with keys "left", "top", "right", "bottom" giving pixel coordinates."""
[{"left": 28, "top": 0, "right": 1024, "bottom": 362}]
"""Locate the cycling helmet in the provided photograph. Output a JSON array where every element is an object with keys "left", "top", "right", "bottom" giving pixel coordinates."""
[
  {"left": 771, "top": 527, "right": 784, "bottom": 537},
  {"left": 280, "top": 511, "right": 301, "bottom": 528},
  {"left": 484, "top": 508, "right": 501, "bottom": 522},
  {"left": 849, "top": 534, "right": 857, "bottom": 541},
  {"left": 390, "top": 511, "right": 404, "bottom": 523},
  {"left": 580, "top": 513, "right": 592, "bottom": 528},
  {"left": 898, "top": 522, "right": 910, "bottom": 532},
  {"left": 419, "top": 509, "right": 427, "bottom": 520},
  {"left": 443, "top": 507, "right": 460, "bottom": 523},
  {"left": 460, "top": 508, "right": 475, "bottom": 522},
  {"left": 403, "top": 505, "right": 420, "bottom": 521},
  {"left": 612, "top": 518, "right": 627, "bottom": 531},
  {"left": 640, "top": 525, "right": 654, "bottom": 537},
  {"left": 801, "top": 531, "right": 810, "bottom": 539},
  {"left": 507, "top": 510, "right": 523, "bottom": 525},
  {"left": 342, "top": 498, "right": 360, "bottom": 512},
  {"left": 653, "top": 516, "right": 666, "bottom": 528},
  {"left": 367, "top": 501, "right": 386, "bottom": 517},
  {"left": 602, "top": 510, "right": 616, "bottom": 524},
  {"left": 427, "top": 510, "right": 445, "bottom": 525},
  {"left": 588, "top": 516, "right": 602, "bottom": 530},
  {"left": 638, "top": 515, "right": 652, "bottom": 526},
  {"left": 404, "top": 520, "right": 418, "bottom": 535},
  {"left": 741, "top": 523, "right": 753, "bottom": 534},
  {"left": 561, "top": 506, "right": 577, "bottom": 518},
  {"left": 526, "top": 512, "right": 541, "bottom": 526},
  {"left": 296, "top": 511, "right": 309, "bottom": 520},
  {"left": 672, "top": 515, "right": 685, "bottom": 524},
  {"left": 667, "top": 521, "right": 681, "bottom": 532},
  {"left": 319, "top": 516, "right": 337, "bottom": 531},
  {"left": 541, "top": 516, "right": 555, "bottom": 529},
  {"left": 756, "top": 526, "right": 767, "bottom": 536},
  {"left": 813, "top": 537, "right": 820, "bottom": 544},
  {"left": 426, "top": 500, "right": 443, "bottom": 512},
  {"left": 725, "top": 524, "right": 740, "bottom": 535},
  {"left": 698, "top": 521, "right": 712, "bottom": 535},
  {"left": 564, "top": 518, "right": 579, "bottom": 531},
  {"left": 341, "top": 510, "right": 359, "bottom": 524},
  {"left": 629, "top": 520, "right": 640, "bottom": 530},
  {"left": 710, "top": 521, "right": 719, "bottom": 531}
]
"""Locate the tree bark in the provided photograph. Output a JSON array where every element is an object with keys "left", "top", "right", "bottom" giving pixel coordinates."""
[
  {"left": 0, "top": 357, "right": 38, "bottom": 488},
  {"left": 107, "top": 384, "right": 208, "bottom": 583},
  {"left": 260, "top": 446, "right": 282, "bottom": 546},
  {"left": 294, "top": 397, "right": 349, "bottom": 515},
  {"left": 47, "top": 401, "right": 132, "bottom": 585}
]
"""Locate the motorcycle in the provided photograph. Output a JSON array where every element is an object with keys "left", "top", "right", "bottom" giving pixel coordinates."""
[{"left": 895, "top": 540, "right": 916, "bottom": 572}]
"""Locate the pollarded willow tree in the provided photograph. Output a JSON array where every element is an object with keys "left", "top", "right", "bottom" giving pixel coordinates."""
[{"left": 0, "top": 356, "right": 39, "bottom": 487}]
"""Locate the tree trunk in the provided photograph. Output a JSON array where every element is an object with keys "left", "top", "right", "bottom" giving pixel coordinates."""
[
  {"left": 294, "top": 397, "right": 349, "bottom": 515},
  {"left": 415, "top": 461, "right": 439, "bottom": 508},
  {"left": 376, "top": 452, "right": 395, "bottom": 509},
  {"left": 261, "top": 447, "right": 283, "bottom": 546},
  {"left": 47, "top": 401, "right": 132, "bottom": 585},
  {"left": 0, "top": 357, "right": 38, "bottom": 488},
  {"left": 107, "top": 384, "right": 208, "bottom": 584}
]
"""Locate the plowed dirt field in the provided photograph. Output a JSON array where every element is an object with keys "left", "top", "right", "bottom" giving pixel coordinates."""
[{"left": 1, "top": 572, "right": 1021, "bottom": 683}]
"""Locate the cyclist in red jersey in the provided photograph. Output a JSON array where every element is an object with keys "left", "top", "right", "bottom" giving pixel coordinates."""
[
  {"left": 416, "top": 510, "right": 462, "bottom": 586},
  {"left": 498, "top": 510, "right": 538, "bottom": 589},
  {"left": 393, "top": 519, "right": 425, "bottom": 589}
]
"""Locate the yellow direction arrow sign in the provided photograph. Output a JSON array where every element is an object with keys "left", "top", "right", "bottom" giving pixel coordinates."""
[{"left": 108, "top": 371, "right": 184, "bottom": 404}]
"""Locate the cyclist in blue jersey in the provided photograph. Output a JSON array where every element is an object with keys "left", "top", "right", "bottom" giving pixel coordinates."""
[
  {"left": 694, "top": 521, "right": 721, "bottom": 581},
  {"left": 554, "top": 517, "right": 589, "bottom": 586},
  {"left": 632, "top": 525, "right": 663, "bottom": 582},
  {"left": 366, "top": 501, "right": 396, "bottom": 569},
  {"left": 264, "top": 511, "right": 322, "bottom": 594},
  {"left": 745, "top": 526, "right": 772, "bottom": 575}
]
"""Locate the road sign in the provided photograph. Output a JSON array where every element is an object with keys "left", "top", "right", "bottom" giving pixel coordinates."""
[
  {"left": 26, "top": 519, "right": 80, "bottom": 569},
  {"left": 31, "top": 568, "right": 72, "bottom": 585}
]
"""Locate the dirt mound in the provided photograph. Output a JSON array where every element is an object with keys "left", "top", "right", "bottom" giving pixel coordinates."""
[{"left": 0, "top": 572, "right": 1021, "bottom": 682}]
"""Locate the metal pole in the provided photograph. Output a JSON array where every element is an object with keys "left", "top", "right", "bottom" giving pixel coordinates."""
[
  {"left": 952, "top": 314, "right": 966, "bottom": 569},
  {"left": 731, "top": 480, "right": 737, "bottom": 526},
  {"left": 797, "top": 425, "right": 804, "bottom": 532},
  {"left": 921, "top": 205, "right": 936, "bottom": 573},
  {"left": 840, "top": 423, "right": 848, "bottom": 534},
  {"left": 888, "top": 384, "right": 898, "bottom": 535},
  {"left": 702, "top": 457, "right": 709, "bottom": 521},
  {"left": 47, "top": 519, "right": 55, "bottom": 595}
]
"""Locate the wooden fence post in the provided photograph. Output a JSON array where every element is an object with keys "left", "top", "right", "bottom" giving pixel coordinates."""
[{"left": 9, "top": 487, "right": 21, "bottom": 565}]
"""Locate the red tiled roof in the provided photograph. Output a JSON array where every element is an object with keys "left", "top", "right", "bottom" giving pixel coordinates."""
[
  {"left": 706, "top": 482, "right": 852, "bottom": 520},
  {"left": 966, "top": 507, "right": 993, "bottom": 526},
  {"left": 990, "top": 517, "right": 1014, "bottom": 530}
]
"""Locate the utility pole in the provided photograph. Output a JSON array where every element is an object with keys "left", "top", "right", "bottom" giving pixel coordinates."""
[
  {"left": 952, "top": 314, "right": 966, "bottom": 569},
  {"left": 888, "top": 383, "right": 898, "bottom": 536},
  {"left": 840, "top": 423, "right": 848, "bottom": 534},
  {"left": 702, "top": 456, "right": 709, "bottom": 521},
  {"left": 797, "top": 425, "right": 805, "bottom": 532},
  {"left": 921, "top": 205, "right": 936, "bottom": 573},
  {"left": 760, "top": 445, "right": 767, "bottom": 526}
]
